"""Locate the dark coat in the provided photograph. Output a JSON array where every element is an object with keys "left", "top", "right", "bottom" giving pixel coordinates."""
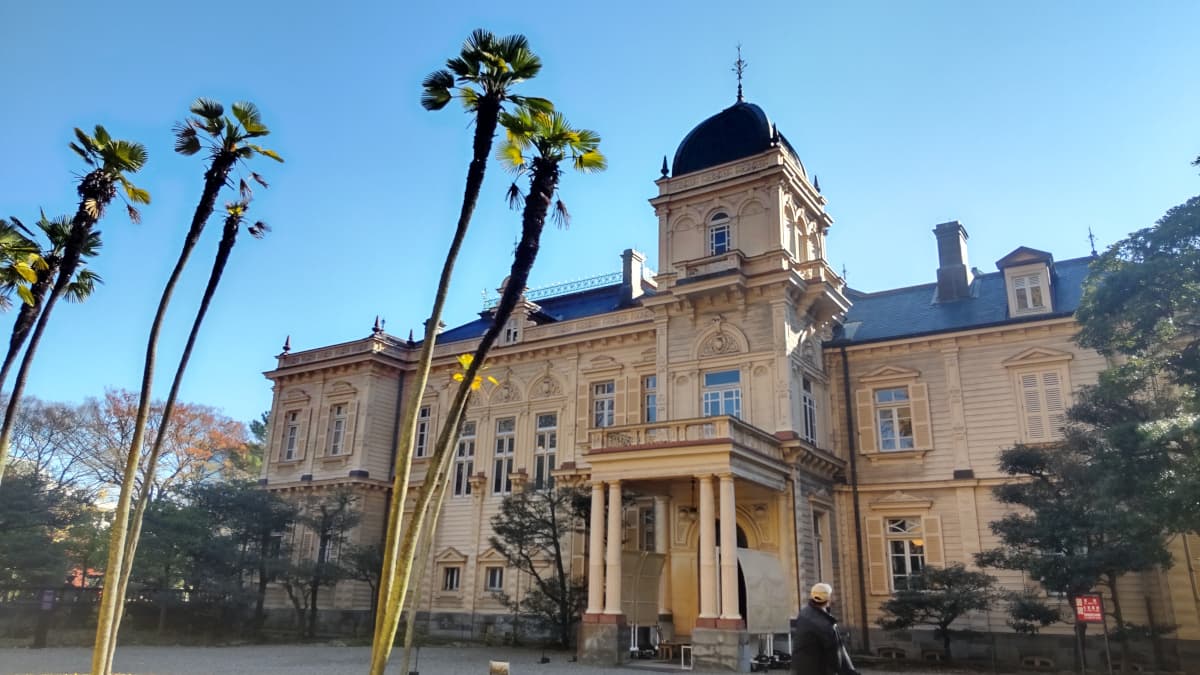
[{"left": 791, "top": 602, "right": 850, "bottom": 675}]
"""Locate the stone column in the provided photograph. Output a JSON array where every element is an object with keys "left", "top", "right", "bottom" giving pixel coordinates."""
[
  {"left": 718, "top": 473, "right": 740, "bottom": 625},
  {"left": 604, "top": 480, "right": 623, "bottom": 615},
  {"left": 587, "top": 481, "right": 605, "bottom": 615},
  {"left": 698, "top": 474, "right": 718, "bottom": 621},
  {"left": 654, "top": 495, "right": 671, "bottom": 616}
]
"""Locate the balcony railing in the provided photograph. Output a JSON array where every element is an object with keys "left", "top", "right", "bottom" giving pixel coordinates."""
[{"left": 586, "top": 416, "right": 783, "bottom": 462}]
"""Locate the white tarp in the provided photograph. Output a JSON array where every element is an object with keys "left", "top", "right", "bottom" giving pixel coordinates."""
[
  {"left": 620, "top": 551, "right": 666, "bottom": 625},
  {"left": 735, "top": 548, "right": 793, "bottom": 633}
]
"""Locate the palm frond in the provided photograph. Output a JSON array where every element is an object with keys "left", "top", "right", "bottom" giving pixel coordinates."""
[
  {"left": 13, "top": 285, "right": 31, "bottom": 308},
  {"left": 248, "top": 144, "right": 284, "bottom": 162},
  {"left": 92, "top": 125, "right": 112, "bottom": 147},
  {"left": 496, "top": 141, "right": 527, "bottom": 171},
  {"left": 239, "top": 178, "right": 252, "bottom": 201},
  {"left": 69, "top": 142, "right": 94, "bottom": 165},
  {"left": 574, "top": 149, "right": 607, "bottom": 172},
  {"left": 445, "top": 56, "right": 476, "bottom": 80},
  {"left": 552, "top": 198, "right": 571, "bottom": 229},
  {"left": 511, "top": 96, "right": 554, "bottom": 114},
  {"left": 173, "top": 123, "right": 202, "bottom": 155},
  {"left": 247, "top": 221, "right": 270, "bottom": 239},
  {"left": 191, "top": 98, "right": 225, "bottom": 120},
  {"left": 121, "top": 178, "right": 151, "bottom": 205},
  {"left": 232, "top": 101, "right": 268, "bottom": 135},
  {"left": 126, "top": 204, "right": 141, "bottom": 224},
  {"left": 83, "top": 199, "right": 100, "bottom": 219},
  {"left": 421, "top": 70, "right": 455, "bottom": 110},
  {"left": 108, "top": 140, "right": 148, "bottom": 172},
  {"left": 505, "top": 182, "right": 524, "bottom": 210},
  {"left": 463, "top": 28, "right": 497, "bottom": 56},
  {"left": 250, "top": 172, "right": 270, "bottom": 189},
  {"left": 458, "top": 86, "right": 480, "bottom": 110},
  {"left": 65, "top": 268, "right": 101, "bottom": 302}
]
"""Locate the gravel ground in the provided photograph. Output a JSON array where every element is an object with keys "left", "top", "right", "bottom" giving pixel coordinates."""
[{"left": 0, "top": 645, "right": 965, "bottom": 675}]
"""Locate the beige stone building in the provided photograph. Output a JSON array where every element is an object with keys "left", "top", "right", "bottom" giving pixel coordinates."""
[{"left": 259, "top": 98, "right": 1200, "bottom": 671}]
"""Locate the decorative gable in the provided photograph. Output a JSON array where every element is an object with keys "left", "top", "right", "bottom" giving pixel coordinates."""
[
  {"left": 435, "top": 547, "right": 468, "bottom": 564},
  {"left": 859, "top": 365, "right": 921, "bottom": 384},
  {"left": 1002, "top": 346, "right": 1074, "bottom": 368},
  {"left": 869, "top": 490, "right": 934, "bottom": 512}
]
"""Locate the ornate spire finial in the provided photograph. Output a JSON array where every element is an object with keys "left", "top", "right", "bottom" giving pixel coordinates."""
[
  {"left": 661, "top": 155, "right": 669, "bottom": 178},
  {"left": 814, "top": 174, "right": 821, "bottom": 193},
  {"left": 841, "top": 264, "right": 847, "bottom": 281},
  {"left": 407, "top": 329, "right": 415, "bottom": 346},
  {"left": 281, "top": 335, "right": 291, "bottom": 354},
  {"left": 1087, "top": 227, "right": 1098, "bottom": 257},
  {"left": 373, "top": 315, "right": 383, "bottom": 335},
  {"left": 732, "top": 44, "right": 748, "bottom": 102}
]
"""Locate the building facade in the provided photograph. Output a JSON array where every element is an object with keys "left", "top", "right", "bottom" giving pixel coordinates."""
[{"left": 259, "top": 98, "right": 1200, "bottom": 671}]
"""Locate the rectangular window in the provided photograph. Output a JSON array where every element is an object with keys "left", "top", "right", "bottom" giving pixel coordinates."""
[
  {"left": 493, "top": 417, "right": 515, "bottom": 495},
  {"left": 593, "top": 381, "right": 615, "bottom": 428},
  {"left": 502, "top": 317, "right": 521, "bottom": 345},
  {"left": 283, "top": 411, "right": 300, "bottom": 460},
  {"left": 813, "top": 510, "right": 825, "bottom": 581},
  {"left": 702, "top": 369, "right": 742, "bottom": 418},
  {"left": 874, "top": 387, "right": 914, "bottom": 451},
  {"left": 710, "top": 224, "right": 730, "bottom": 255},
  {"left": 639, "top": 507, "right": 656, "bottom": 552},
  {"left": 327, "top": 404, "right": 347, "bottom": 455},
  {"left": 886, "top": 518, "right": 925, "bottom": 590},
  {"left": 415, "top": 405, "right": 431, "bottom": 458},
  {"left": 453, "top": 421, "right": 476, "bottom": 497},
  {"left": 534, "top": 413, "right": 557, "bottom": 490},
  {"left": 1019, "top": 370, "right": 1067, "bottom": 441},
  {"left": 485, "top": 566, "right": 504, "bottom": 592},
  {"left": 802, "top": 377, "right": 817, "bottom": 443},
  {"left": 1013, "top": 273, "right": 1046, "bottom": 312},
  {"left": 442, "top": 566, "right": 461, "bottom": 591},
  {"left": 643, "top": 375, "right": 658, "bottom": 423}
]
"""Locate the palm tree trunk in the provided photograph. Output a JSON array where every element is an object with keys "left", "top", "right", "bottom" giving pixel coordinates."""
[
  {"left": 399, "top": 427, "right": 458, "bottom": 675},
  {"left": 101, "top": 216, "right": 241, "bottom": 670},
  {"left": 369, "top": 97, "right": 501, "bottom": 673},
  {"left": 0, "top": 223, "right": 88, "bottom": 486},
  {"left": 93, "top": 155, "right": 235, "bottom": 675},
  {"left": 0, "top": 273, "right": 53, "bottom": 400},
  {"left": 371, "top": 156, "right": 559, "bottom": 675}
]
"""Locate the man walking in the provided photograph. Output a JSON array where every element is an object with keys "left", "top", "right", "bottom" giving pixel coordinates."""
[{"left": 792, "top": 583, "right": 859, "bottom": 675}]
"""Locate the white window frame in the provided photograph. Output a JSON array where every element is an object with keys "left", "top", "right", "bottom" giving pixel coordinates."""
[
  {"left": 1016, "top": 368, "right": 1068, "bottom": 442},
  {"left": 327, "top": 404, "right": 347, "bottom": 456},
  {"left": 874, "top": 387, "right": 914, "bottom": 451},
  {"left": 534, "top": 413, "right": 557, "bottom": 490},
  {"left": 812, "top": 509, "right": 826, "bottom": 581},
  {"left": 593, "top": 381, "right": 615, "bottom": 428},
  {"left": 484, "top": 566, "right": 504, "bottom": 592},
  {"left": 1012, "top": 273, "right": 1046, "bottom": 313},
  {"left": 886, "top": 518, "right": 926, "bottom": 591},
  {"left": 453, "top": 421, "right": 476, "bottom": 497},
  {"left": 709, "top": 212, "right": 731, "bottom": 255},
  {"left": 442, "top": 565, "right": 461, "bottom": 592},
  {"left": 493, "top": 417, "right": 515, "bottom": 495},
  {"left": 415, "top": 405, "right": 431, "bottom": 458},
  {"left": 502, "top": 316, "right": 521, "bottom": 345},
  {"left": 801, "top": 377, "right": 817, "bottom": 443},
  {"left": 283, "top": 410, "right": 300, "bottom": 461},
  {"left": 702, "top": 369, "right": 742, "bottom": 418},
  {"left": 643, "top": 375, "right": 658, "bottom": 423}
]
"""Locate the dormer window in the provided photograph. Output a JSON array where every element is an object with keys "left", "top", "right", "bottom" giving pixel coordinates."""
[
  {"left": 709, "top": 212, "right": 731, "bottom": 255},
  {"left": 1012, "top": 273, "right": 1045, "bottom": 312},
  {"left": 502, "top": 316, "right": 521, "bottom": 345}
]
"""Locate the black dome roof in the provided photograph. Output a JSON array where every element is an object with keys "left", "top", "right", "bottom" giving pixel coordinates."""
[{"left": 671, "top": 101, "right": 801, "bottom": 177}]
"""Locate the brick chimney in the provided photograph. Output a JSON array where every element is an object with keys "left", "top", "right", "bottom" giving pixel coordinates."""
[
  {"left": 933, "top": 221, "right": 974, "bottom": 302},
  {"left": 621, "top": 248, "right": 647, "bottom": 302}
]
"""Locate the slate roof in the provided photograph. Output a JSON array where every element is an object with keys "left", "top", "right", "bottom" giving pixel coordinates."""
[
  {"left": 436, "top": 283, "right": 638, "bottom": 345},
  {"left": 671, "top": 101, "right": 803, "bottom": 177},
  {"left": 832, "top": 255, "right": 1093, "bottom": 345}
]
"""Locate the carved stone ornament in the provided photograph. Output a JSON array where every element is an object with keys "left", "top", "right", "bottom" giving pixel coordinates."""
[
  {"left": 493, "top": 381, "right": 521, "bottom": 404},
  {"left": 802, "top": 340, "right": 816, "bottom": 365},
  {"left": 532, "top": 376, "right": 562, "bottom": 398},
  {"left": 699, "top": 331, "right": 740, "bottom": 357}
]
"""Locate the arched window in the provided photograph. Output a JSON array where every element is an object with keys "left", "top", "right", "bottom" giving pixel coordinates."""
[{"left": 708, "top": 212, "right": 731, "bottom": 255}]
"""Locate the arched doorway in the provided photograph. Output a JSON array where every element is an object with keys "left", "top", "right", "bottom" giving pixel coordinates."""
[{"left": 714, "top": 520, "right": 749, "bottom": 622}]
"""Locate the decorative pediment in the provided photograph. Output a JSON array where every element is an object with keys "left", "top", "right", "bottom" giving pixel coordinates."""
[
  {"left": 490, "top": 380, "right": 523, "bottom": 405},
  {"left": 996, "top": 246, "right": 1053, "bottom": 270},
  {"left": 435, "top": 547, "right": 468, "bottom": 564},
  {"left": 638, "top": 348, "right": 657, "bottom": 364},
  {"left": 530, "top": 375, "right": 564, "bottom": 399},
  {"left": 1002, "top": 346, "right": 1074, "bottom": 368},
  {"left": 859, "top": 365, "right": 921, "bottom": 384},
  {"left": 695, "top": 321, "right": 749, "bottom": 359},
  {"left": 581, "top": 355, "right": 622, "bottom": 375},
  {"left": 477, "top": 548, "right": 507, "bottom": 563},
  {"left": 869, "top": 491, "right": 934, "bottom": 512},
  {"left": 328, "top": 380, "right": 358, "bottom": 395},
  {"left": 281, "top": 388, "right": 311, "bottom": 404}
]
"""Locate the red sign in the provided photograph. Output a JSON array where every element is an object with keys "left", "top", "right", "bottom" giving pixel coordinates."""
[{"left": 1074, "top": 594, "right": 1104, "bottom": 623}]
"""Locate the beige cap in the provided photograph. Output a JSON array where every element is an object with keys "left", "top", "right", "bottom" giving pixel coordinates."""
[{"left": 810, "top": 582, "right": 833, "bottom": 604}]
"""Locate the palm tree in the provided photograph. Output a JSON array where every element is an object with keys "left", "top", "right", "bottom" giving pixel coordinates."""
[
  {"left": 369, "top": 29, "right": 549, "bottom": 670},
  {"left": 98, "top": 198, "right": 268, "bottom": 671},
  {"left": 370, "top": 110, "right": 603, "bottom": 675},
  {"left": 0, "top": 217, "right": 45, "bottom": 312},
  {"left": 0, "top": 214, "right": 100, "bottom": 397},
  {"left": 0, "top": 126, "right": 147, "bottom": 487},
  {"left": 92, "top": 100, "right": 280, "bottom": 675}
]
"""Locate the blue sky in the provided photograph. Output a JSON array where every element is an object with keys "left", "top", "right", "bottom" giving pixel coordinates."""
[{"left": 1, "top": 1, "right": 1197, "bottom": 425}]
